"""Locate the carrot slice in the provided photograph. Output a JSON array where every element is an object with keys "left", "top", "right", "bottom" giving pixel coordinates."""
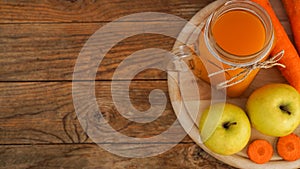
[
  {"left": 281, "top": 0, "right": 300, "bottom": 54},
  {"left": 251, "top": 0, "right": 300, "bottom": 93},
  {"left": 277, "top": 133, "right": 300, "bottom": 161},
  {"left": 247, "top": 139, "right": 273, "bottom": 164}
]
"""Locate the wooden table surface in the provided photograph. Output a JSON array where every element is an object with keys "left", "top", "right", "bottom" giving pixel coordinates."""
[{"left": 0, "top": 0, "right": 292, "bottom": 168}]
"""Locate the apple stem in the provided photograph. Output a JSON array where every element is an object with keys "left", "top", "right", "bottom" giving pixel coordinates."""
[
  {"left": 280, "top": 105, "right": 291, "bottom": 115},
  {"left": 223, "top": 121, "right": 237, "bottom": 129}
]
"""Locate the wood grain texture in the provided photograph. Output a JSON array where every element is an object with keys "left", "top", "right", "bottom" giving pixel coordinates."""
[
  {"left": 0, "top": 143, "right": 235, "bottom": 169},
  {"left": 0, "top": 22, "right": 185, "bottom": 81},
  {"left": 0, "top": 0, "right": 215, "bottom": 23},
  {"left": 0, "top": 81, "right": 198, "bottom": 144}
]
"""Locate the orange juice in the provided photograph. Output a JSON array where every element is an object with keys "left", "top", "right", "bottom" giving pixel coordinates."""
[
  {"left": 212, "top": 10, "right": 266, "bottom": 56},
  {"left": 192, "top": 1, "right": 274, "bottom": 97}
]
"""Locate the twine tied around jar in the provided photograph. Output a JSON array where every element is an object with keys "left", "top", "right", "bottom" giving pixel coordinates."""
[
  {"left": 208, "top": 50, "right": 286, "bottom": 89},
  {"left": 171, "top": 45, "right": 286, "bottom": 90}
]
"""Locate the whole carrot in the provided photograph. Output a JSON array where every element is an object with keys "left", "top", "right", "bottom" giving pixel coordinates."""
[
  {"left": 281, "top": 0, "right": 300, "bottom": 54},
  {"left": 251, "top": 0, "right": 300, "bottom": 93}
]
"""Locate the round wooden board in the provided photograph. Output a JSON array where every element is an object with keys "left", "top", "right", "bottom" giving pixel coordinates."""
[{"left": 167, "top": 0, "right": 300, "bottom": 168}]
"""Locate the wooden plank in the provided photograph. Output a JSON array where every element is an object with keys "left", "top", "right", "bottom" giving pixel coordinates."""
[
  {"left": 0, "top": 143, "right": 235, "bottom": 169},
  {"left": 0, "top": 22, "right": 184, "bottom": 81},
  {"left": 0, "top": 21, "right": 293, "bottom": 81},
  {"left": 0, "top": 0, "right": 288, "bottom": 23},
  {"left": 0, "top": 81, "right": 198, "bottom": 144},
  {"left": 0, "top": 0, "right": 214, "bottom": 23},
  {"left": 0, "top": 82, "right": 85, "bottom": 144}
]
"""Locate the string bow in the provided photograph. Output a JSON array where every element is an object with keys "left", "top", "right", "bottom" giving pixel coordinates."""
[{"left": 208, "top": 50, "right": 286, "bottom": 89}]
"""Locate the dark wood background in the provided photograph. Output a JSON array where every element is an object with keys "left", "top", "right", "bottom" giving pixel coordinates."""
[{"left": 0, "top": 0, "right": 291, "bottom": 168}]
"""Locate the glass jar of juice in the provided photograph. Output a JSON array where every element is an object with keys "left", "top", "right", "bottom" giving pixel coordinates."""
[{"left": 192, "top": 0, "right": 275, "bottom": 97}]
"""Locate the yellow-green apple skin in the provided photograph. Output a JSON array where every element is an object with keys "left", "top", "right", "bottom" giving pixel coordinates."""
[
  {"left": 199, "top": 103, "right": 251, "bottom": 155},
  {"left": 246, "top": 83, "right": 300, "bottom": 137}
]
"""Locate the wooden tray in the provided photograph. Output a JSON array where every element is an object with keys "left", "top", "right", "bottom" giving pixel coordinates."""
[{"left": 167, "top": 0, "right": 300, "bottom": 168}]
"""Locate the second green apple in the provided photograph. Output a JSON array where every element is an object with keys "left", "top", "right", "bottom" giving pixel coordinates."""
[{"left": 246, "top": 83, "right": 300, "bottom": 137}]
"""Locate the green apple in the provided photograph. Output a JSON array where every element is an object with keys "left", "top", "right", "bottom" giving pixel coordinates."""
[
  {"left": 246, "top": 83, "right": 300, "bottom": 137},
  {"left": 199, "top": 103, "right": 251, "bottom": 155}
]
